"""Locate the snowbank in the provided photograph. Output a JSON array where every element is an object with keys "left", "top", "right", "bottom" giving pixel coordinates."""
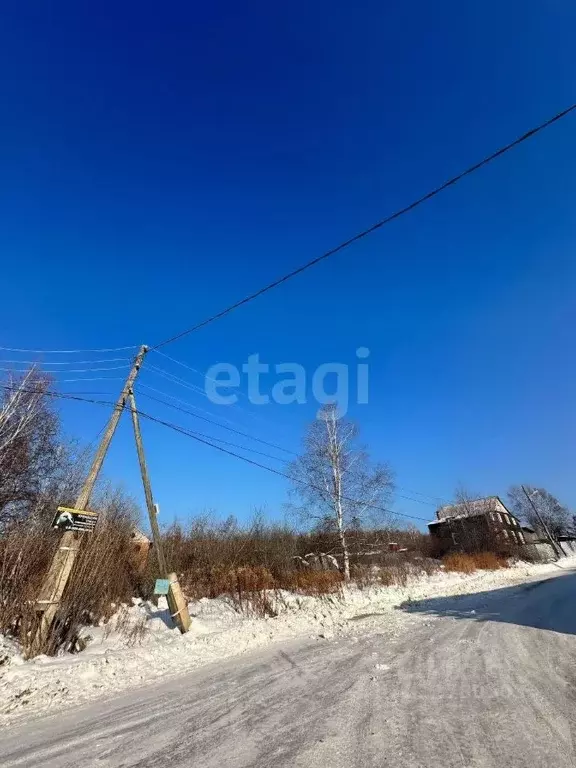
[{"left": 1, "top": 557, "right": 573, "bottom": 726}]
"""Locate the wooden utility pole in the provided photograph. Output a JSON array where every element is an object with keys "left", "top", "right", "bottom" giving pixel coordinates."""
[
  {"left": 128, "top": 389, "right": 191, "bottom": 633},
  {"left": 521, "top": 485, "right": 563, "bottom": 559},
  {"left": 35, "top": 345, "right": 149, "bottom": 649}
]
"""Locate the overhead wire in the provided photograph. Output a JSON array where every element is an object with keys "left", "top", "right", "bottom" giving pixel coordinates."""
[
  {"left": 148, "top": 356, "right": 449, "bottom": 503},
  {"left": 144, "top": 361, "right": 271, "bottom": 423},
  {"left": 137, "top": 382, "right": 248, "bottom": 429},
  {"left": 146, "top": 363, "right": 209, "bottom": 397},
  {"left": 136, "top": 388, "right": 437, "bottom": 506},
  {"left": 151, "top": 348, "right": 217, "bottom": 381},
  {"left": 0, "top": 345, "right": 138, "bottom": 353},
  {"left": 0, "top": 383, "right": 435, "bottom": 521},
  {"left": 150, "top": 102, "right": 576, "bottom": 350},
  {"left": 150, "top": 348, "right": 263, "bottom": 409},
  {"left": 0, "top": 358, "right": 131, "bottom": 365},
  {"left": 0, "top": 366, "right": 130, "bottom": 374},
  {"left": 136, "top": 387, "right": 298, "bottom": 455},
  {"left": 136, "top": 409, "right": 432, "bottom": 523},
  {"left": 59, "top": 377, "right": 128, "bottom": 383},
  {"left": 0, "top": 379, "right": 443, "bottom": 509}
]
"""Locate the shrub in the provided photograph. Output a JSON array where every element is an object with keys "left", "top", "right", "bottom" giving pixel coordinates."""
[
  {"left": 443, "top": 552, "right": 508, "bottom": 573},
  {"left": 0, "top": 512, "right": 143, "bottom": 658},
  {"left": 288, "top": 569, "right": 343, "bottom": 595},
  {"left": 443, "top": 554, "right": 477, "bottom": 573},
  {"left": 471, "top": 551, "right": 507, "bottom": 570}
]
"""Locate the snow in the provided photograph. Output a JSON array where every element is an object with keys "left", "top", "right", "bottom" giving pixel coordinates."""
[{"left": 1, "top": 557, "right": 574, "bottom": 727}]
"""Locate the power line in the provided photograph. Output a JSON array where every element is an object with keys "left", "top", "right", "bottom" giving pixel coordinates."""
[
  {"left": 0, "top": 366, "right": 129, "bottom": 374},
  {"left": 151, "top": 349, "right": 213, "bottom": 380},
  {"left": 0, "top": 358, "right": 131, "bottom": 365},
  {"left": 137, "top": 388, "right": 298, "bottom": 455},
  {"left": 0, "top": 383, "right": 434, "bottom": 522},
  {"left": 136, "top": 389, "right": 437, "bottom": 506},
  {"left": 145, "top": 361, "right": 267, "bottom": 423},
  {"left": 140, "top": 416, "right": 289, "bottom": 463},
  {"left": 146, "top": 363, "right": 209, "bottom": 397},
  {"left": 150, "top": 103, "right": 576, "bottom": 350},
  {"left": 59, "top": 377, "right": 128, "bottom": 383},
  {"left": 0, "top": 381, "right": 442, "bottom": 509},
  {"left": 0, "top": 384, "right": 117, "bottom": 407},
  {"left": 0, "top": 382, "right": 291, "bottom": 464},
  {"left": 0, "top": 345, "right": 138, "bottom": 353},
  {"left": 395, "top": 487, "right": 445, "bottom": 503},
  {"left": 137, "top": 409, "right": 432, "bottom": 524},
  {"left": 150, "top": 348, "right": 261, "bottom": 409},
  {"left": 137, "top": 382, "right": 248, "bottom": 430},
  {"left": 149, "top": 349, "right": 310, "bottom": 432}
]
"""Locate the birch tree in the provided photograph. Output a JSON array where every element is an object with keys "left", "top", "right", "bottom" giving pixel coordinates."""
[
  {"left": 0, "top": 370, "right": 59, "bottom": 529},
  {"left": 288, "top": 404, "right": 394, "bottom": 581},
  {"left": 508, "top": 485, "right": 572, "bottom": 538}
]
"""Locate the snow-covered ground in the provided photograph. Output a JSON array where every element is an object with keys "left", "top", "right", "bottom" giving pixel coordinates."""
[{"left": 1, "top": 557, "right": 573, "bottom": 727}]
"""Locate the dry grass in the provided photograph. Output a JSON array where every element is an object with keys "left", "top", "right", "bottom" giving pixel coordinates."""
[
  {"left": 0, "top": 516, "right": 144, "bottom": 658},
  {"left": 443, "top": 552, "right": 509, "bottom": 573},
  {"left": 287, "top": 569, "right": 343, "bottom": 595},
  {"left": 180, "top": 565, "right": 343, "bottom": 617},
  {"left": 351, "top": 559, "right": 440, "bottom": 589},
  {"left": 1, "top": 503, "right": 438, "bottom": 655}
]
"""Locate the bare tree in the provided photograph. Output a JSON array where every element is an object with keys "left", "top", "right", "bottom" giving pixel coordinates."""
[
  {"left": 288, "top": 404, "right": 394, "bottom": 581},
  {"left": 0, "top": 370, "right": 60, "bottom": 530},
  {"left": 0, "top": 369, "right": 49, "bottom": 456},
  {"left": 508, "top": 485, "right": 572, "bottom": 539}
]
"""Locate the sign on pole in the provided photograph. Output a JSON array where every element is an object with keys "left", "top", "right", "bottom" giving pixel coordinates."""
[
  {"left": 154, "top": 578, "right": 171, "bottom": 596},
  {"left": 51, "top": 506, "right": 99, "bottom": 533}
]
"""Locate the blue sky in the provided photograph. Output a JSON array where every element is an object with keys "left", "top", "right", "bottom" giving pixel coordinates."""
[{"left": 1, "top": 2, "right": 575, "bottom": 530}]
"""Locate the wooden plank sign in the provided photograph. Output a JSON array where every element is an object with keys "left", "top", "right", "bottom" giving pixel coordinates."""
[{"left": 52, "top": 506, "right": 99, "bottom": 533}]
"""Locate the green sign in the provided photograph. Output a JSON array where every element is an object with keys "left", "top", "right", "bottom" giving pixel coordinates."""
[{"left": 154, "top": 578, "right": 171, "bottom": 596}]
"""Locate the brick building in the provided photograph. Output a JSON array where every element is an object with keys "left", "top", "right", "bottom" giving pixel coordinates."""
[{"left": 428, "top": 496, "right": 525, "bottom": 556}]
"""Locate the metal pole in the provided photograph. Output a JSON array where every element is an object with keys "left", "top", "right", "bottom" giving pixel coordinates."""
[
  {"left": 34, "top": 345, "right": 149, "bottom": 649},
  {"left": 521, "top": 485, "right": 563, "bottom": 559}
]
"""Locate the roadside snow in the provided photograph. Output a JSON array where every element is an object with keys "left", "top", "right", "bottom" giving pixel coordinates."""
[{"left": 1, "top": 557, "right": 573, "bottom": 726}]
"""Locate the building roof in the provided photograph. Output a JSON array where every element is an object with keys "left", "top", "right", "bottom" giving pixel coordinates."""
[
  {"left": 428, "top": 510, "right": 487, "bottom": 525},
  {"left": 131, "top": 527, "right": 152, "bottom": 544},
  {"left": 435, "top": 496, "right": 511, "bottom": 522}
]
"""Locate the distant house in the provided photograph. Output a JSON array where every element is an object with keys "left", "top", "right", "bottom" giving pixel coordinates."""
[
  {"left": 130, "top": 527, "right": 152, "bottom": 574},
  {"left": 428, "top": 496, "right": 525, "bottom": 555}
]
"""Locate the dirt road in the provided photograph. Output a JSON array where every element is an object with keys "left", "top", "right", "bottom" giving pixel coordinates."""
[{"left": 1, "top": 566, "right": 574, "bottom": 767}]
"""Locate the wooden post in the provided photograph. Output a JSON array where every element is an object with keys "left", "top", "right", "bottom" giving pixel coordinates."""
[
  {"left": 34, "top": 345, "right": 149, "bottom": 650},
  {"left": 167, "top": 572, "right": 192, "bottom": 633},
  {"left": 128, "top": 389, "right": 191, "bottom": 634},
  {"left": 128, "top": 390, "right": 168, "bottom": 576}
]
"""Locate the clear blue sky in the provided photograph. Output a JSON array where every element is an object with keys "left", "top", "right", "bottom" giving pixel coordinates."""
[{"left": 1, "top": 2, "right": 575, "bottom": 530}]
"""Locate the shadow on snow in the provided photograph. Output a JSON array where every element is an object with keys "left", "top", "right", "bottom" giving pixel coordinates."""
[{"left": 398, "top": 569, "right": 576, "bottom": 636}]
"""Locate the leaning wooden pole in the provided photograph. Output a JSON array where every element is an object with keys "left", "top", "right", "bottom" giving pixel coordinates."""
[
  {"left": 128, "top": 389, "right": 191, "bottom": 633},
  {"left": 34, "top": 345, "right": 149, "bottom": 651}
]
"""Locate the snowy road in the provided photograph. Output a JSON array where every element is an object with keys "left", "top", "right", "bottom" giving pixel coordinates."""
[{"left": 1, "top": 566, "right": 575, "bottom": 767}]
